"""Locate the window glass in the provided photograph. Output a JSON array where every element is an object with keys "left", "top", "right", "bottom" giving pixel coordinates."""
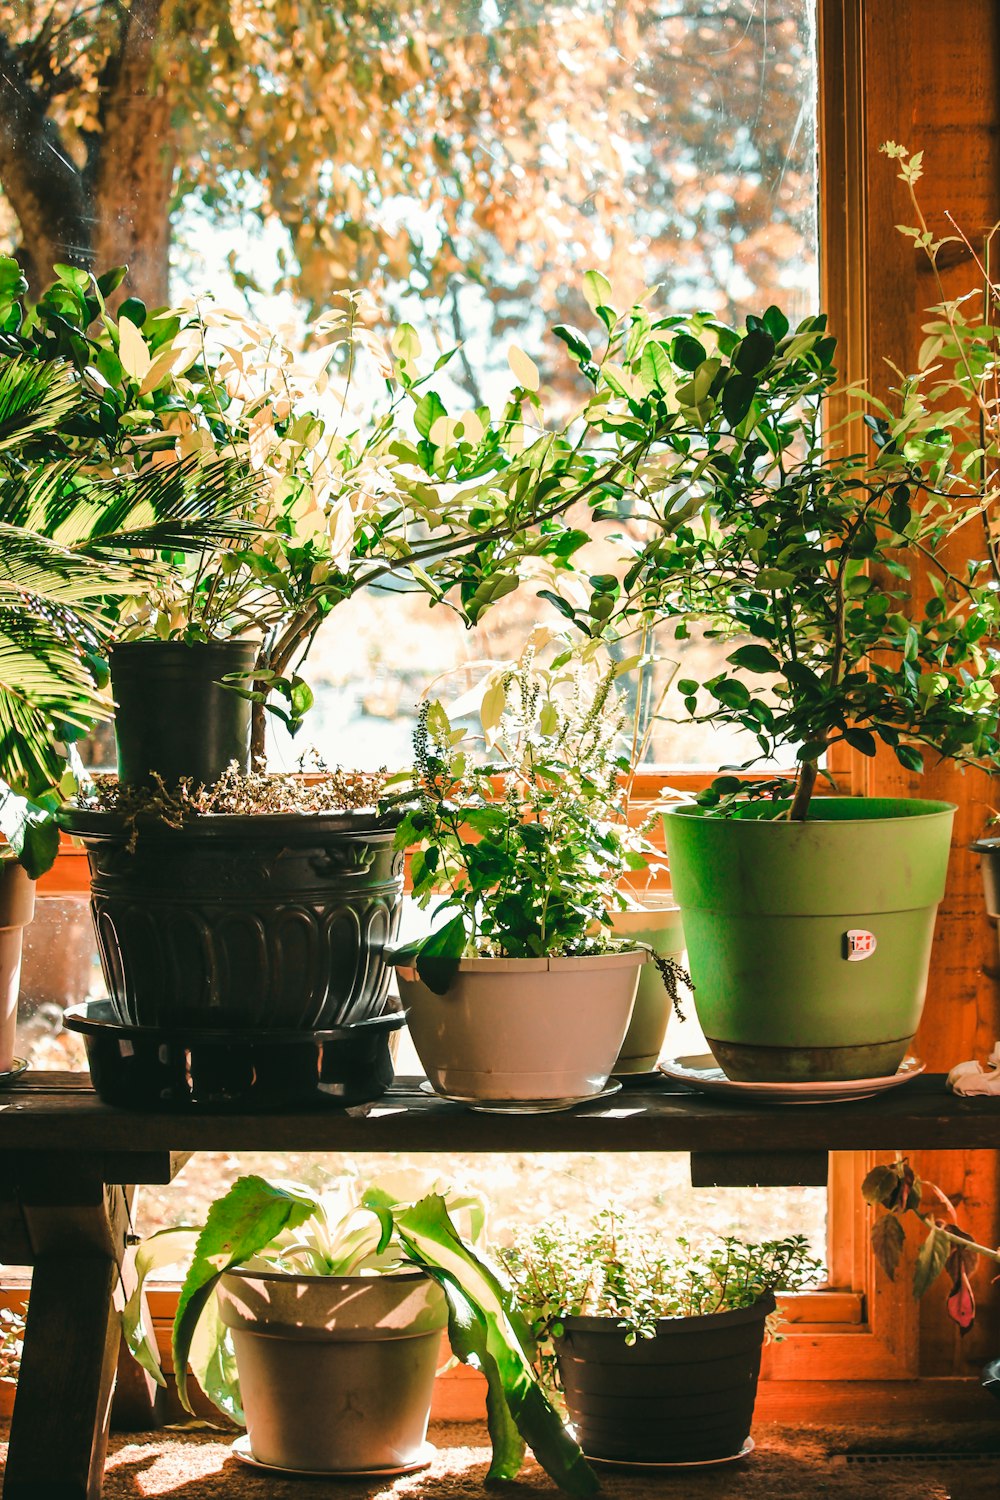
[
  {"left": 3, "top": 0, "right": 825, "bottom": 1263},
  {"left": 1, "top": 0, "right": 818, "bottom": 772}
]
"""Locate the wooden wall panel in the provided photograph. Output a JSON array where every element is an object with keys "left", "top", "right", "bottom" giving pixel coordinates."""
[{"left": 854, "top": 0, "right": 1000, "bottom": 1377}]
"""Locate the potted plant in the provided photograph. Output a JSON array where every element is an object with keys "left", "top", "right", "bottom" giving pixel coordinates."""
[
  {"left": 387, "top": 644, "right": 679, "bottom": 1107},
  {"left": 123, "top": 1173, "right": 597, "bottom": 1492},
  {"left": 863, "top": 1154, "right": 1000, "bottom": 1400},
  {"left": 549, "top": 280, "right": 998, "bottom": 1082},
  {"left": 21, "top": 260, "right": 667, "bottom": 1039},
  {"left": 504, "top": 1212, "right": 821, "bottom": 1466},
  {"left": 0, "top": 320, "right": 254, "bottom": 1071}
]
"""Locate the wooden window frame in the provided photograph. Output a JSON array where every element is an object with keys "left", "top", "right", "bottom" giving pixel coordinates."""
[{"left": 16, "top": 0, "right": 1000, "bottom": 1400}]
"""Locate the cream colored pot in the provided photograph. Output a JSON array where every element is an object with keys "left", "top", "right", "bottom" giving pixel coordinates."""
[
  {"left": 0, "top": 863, "right": 35, "bottom": 1073},
  {"left": 611, "top": 899, "right": 686, "bottom": 1074},
  {"left": 217, "top": 1268, "right": 448, "bottom": 1474},
  {"left": 395, "top": 950, "right": 642, "bottom": 1103}
]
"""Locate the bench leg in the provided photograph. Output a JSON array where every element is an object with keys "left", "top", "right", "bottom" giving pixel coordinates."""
[{"left": 3, "top": 1255, "right": 120, "bottom": 1500}]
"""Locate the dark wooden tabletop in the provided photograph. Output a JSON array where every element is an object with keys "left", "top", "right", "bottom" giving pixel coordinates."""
[{"left": 0, "top": 1070, "right": 998, "bottom": 1155}]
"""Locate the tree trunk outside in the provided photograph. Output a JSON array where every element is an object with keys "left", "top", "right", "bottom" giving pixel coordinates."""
[
  {"left": 0, "top": 0, "right": 172, "bottom": 306},
  {"left": 89, "top": 0, "right": 173, "bottom": 310},
  {"left": 92, "top": 92, "right": 174, "bottom": 311}
]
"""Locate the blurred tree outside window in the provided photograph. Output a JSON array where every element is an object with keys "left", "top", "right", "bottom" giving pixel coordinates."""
[{"left": 0, "top": 0, "right": 818, "bottom": 772}]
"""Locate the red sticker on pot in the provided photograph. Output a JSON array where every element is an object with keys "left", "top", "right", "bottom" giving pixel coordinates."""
[{"left": 845, "top": 929, "right": 877, "bottom": 961}]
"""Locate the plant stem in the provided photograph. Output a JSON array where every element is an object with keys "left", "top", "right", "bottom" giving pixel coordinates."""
[{"left": 788, "top": 757, "right": 818, "bottom": 821}]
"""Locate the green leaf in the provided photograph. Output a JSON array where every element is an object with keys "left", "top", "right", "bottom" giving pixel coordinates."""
[
  {"left": 762, "top": 305, "right": 790, "bottom": 340},
  {"left": 118, "top": 297, "right": 147, "bottom": 329},
  {"left": 913, "top": 1226, "right": 950, "bottom": 1300},
  {"left": 465, "top": 574, "right": 518, "bottom": 626},
  {"left": 673, "top": 334, "right": 707, "bottom": 371},
  {"left": 122, "top": 1226, "right": 200, "bottom": 1387},
  {"left": 172, "top": 1177, "right": 318, "bottom": 1415},
  {"left": 413, "top": 390, "right": 446, "bottom": 439},
  {"left": 721, "top": 371, "right": 756, "bottom": 427},
  {"left": 96, "top": 266, "right": 128, "bottom": 298},
  {"left": 582, "top": 270, "right": 613, "bottom": 322},
  {"left": 895, "top": 743, "right": 925, "bottom": 773},
  {"left": 395, "top": 1196, "right": 597, "bottom": 1496},
  {"left": 843, "top": 727, "right": 877, "bottom": 756},
  {"left": 414, "top": 914, "right": 468, "bottom": 996},
  {"left": 734, "top": 327, "right": 776, "bottom": 376},
  {"left": 551, "top": 325, "right": 592, "bottom": 363},
  {"left": 0, "top": 788, "right": 59, "bottom": 877},
  {"left": 727, "top": 644, "right": 780, "bottom": 674}
]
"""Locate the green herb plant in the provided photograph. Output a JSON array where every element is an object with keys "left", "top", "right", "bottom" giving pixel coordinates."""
[
  {"left": 541, "top": 280, "right": 1000, "bottom": 819},
  {"left": 123, "top": 1173, "right": 597, "bottom": 1496},
  {"left": 503, "top": 1212, "right": 821, "bottom": 1393},
  {"left": 389, "top": 638, "right": 683, "bottom": 997},
  {"left": 863, "top": 1156, "right": 1000, "bottom": 1335}
]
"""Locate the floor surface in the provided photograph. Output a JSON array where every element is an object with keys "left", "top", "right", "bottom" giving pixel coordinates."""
[{"left": 3, "top": 1420, "right": 996, "bottom": 1499}]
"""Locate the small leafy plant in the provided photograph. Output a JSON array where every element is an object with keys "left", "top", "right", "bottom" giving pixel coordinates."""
[
  {"left": 388, "top": 641, "right": 680, "bottom": 996},
  {"left": 863, "top": 1156, "right": 1000, "bottom": 1333},
  {"left": 504, "top": 1212, "right": 822, "bottom": 1347},
  {"left": 124, "top": 1174, "right": 597, "bottom": 1496}
]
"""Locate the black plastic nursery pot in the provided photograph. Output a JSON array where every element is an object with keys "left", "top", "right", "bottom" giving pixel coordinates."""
[
  {"left": 64, "top": 1001, "right": 403, "bottom": 1112},
  {"left": 554, "top": 1292, "right": 775, "bottom": 1465},
  {"left": 61, "top": 809, "right": 404, "bottom": 1032},
  {"left": 110, "top": 639, "right": 256, "bottom": 788}
]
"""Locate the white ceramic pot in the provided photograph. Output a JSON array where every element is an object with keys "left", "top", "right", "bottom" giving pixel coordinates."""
[
  {"left": 217, "top": 1268, "right": 448, "bottom": 1473},
  {"left": 610, "top": 900, "right": 686, "bottom": 1074},
  {"left": 396, "top": 950, "right": 643, "bottom": 1102},
  {"left": 0, "top": 864, "right": 35, "bottom": 1074}
]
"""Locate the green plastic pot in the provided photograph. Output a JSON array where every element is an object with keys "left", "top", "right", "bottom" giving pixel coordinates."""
[{"left": 662, "top": 798, "right": 955, "bottom": 1083}]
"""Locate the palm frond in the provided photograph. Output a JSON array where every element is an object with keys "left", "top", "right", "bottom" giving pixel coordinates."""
[
  {"left": 0, "top": 525, "right": 136, "bottom": 611},
  {"left": 60, "top": 455, "right": 265, "bottom": 555},
  {"left": 0, "top": 357, "right": 83, "bottom": 455},
  {"left": 0, "top": 625, "right": 109, "bottom": 796}
]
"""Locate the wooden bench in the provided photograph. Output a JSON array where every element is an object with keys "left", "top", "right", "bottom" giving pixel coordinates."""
[{"left": 1, "top": 1069, "right": 998, "bottom": 1499}]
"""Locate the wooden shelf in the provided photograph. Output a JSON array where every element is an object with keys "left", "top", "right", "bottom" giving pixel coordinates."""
[{"left": 0, "top": 1071, "right": 998, "bottom": 1157}]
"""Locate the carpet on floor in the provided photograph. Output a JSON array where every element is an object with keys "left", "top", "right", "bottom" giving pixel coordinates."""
[{"left": 4, "top": 1421, "right": 999, "bottom": 1499}]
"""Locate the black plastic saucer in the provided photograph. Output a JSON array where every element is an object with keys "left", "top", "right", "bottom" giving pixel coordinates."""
[{"left": 64, "top": 1000, "right": 403, "bottom": 1113}]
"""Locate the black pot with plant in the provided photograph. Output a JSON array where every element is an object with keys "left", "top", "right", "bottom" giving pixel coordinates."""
[
  {"left": 506, "top": 1214, "right": 821, "bottom": 1466},
  {"left": 64, "top": 768, "right": 403, "bottom": 1033},
  {"left": 110, "top": 639, "right": 257, "bottom": 788}
]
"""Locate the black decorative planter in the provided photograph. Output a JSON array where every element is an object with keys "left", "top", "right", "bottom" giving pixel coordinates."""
[
  {"left": 554, "top": 1293, "right": 774, "bottom": 1465},
  {"left": 110, "top": 639, "right": 256, "bottom": 788},
  {"left": 65, "top": 1000, "right": 403, "bottom": 1112},
  {"left": 62, "top": 809, "right": 404, "bottom": 1031}
]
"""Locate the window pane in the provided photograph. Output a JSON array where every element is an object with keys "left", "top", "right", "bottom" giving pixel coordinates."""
[{"left": 4, "top": 2, "right": 825, "bottom": 1259}]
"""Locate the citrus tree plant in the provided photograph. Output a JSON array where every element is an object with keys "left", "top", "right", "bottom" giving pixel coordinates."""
[{"left": 540, "top": 282, "right": 1000, "bottom": 818}]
